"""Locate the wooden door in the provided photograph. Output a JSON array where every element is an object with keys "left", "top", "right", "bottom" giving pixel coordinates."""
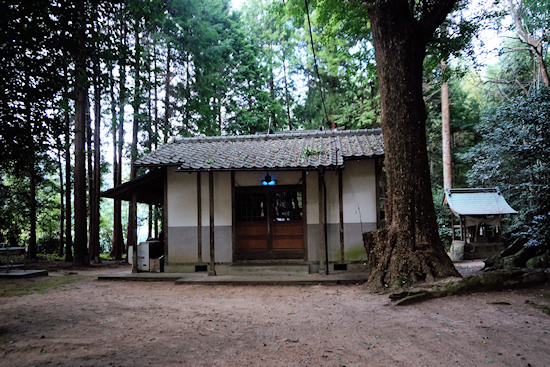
[{"left": 235, "top": 186, "right": 303, "bottom": 260}]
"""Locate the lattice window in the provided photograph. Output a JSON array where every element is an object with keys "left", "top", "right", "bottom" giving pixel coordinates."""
[
  {"left": 235, "top": 190, "right": 267, "bottom": 222},
  {"left": 271, "top": 191, "right": 302, "bottom": 222},
  {"left": 235, "top": 187, "right": 302, "bottom": 222}
]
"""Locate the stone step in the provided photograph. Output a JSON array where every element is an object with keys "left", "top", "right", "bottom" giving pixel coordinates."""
[{"left": 227, "top": 263, "right": 310, "bottom": 276}]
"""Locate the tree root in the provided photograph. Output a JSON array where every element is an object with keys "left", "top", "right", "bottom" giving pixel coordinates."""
[
  {"left": 363, "top": 228, "right": 460, "bottom": 292},
  {"left": 391, "top": 268, "right": 549, "bottom": 306}
]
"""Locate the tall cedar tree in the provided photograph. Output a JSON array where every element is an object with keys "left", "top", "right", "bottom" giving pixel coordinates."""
[
  {"left": 361, "top": 0, "right": 460, "bottom": 290},
  {"left": 72, "top": 0, "right": 89, "bottom": 266}
]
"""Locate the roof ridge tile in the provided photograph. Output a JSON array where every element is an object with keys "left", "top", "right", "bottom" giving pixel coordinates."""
[{"left": 136, "top": 129, "right": 384, "bottom": 169}]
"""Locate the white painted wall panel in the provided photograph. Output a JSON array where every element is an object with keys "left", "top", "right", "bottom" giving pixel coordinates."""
[
  {"left": 167, "top": 168, "right": 198, "bottom": 227},
  {"left": 306, "top": 171, "right": 319, "bottom": 224},
  {"left": 324, "top": 171, "right": 340, "bottom": 224},
  {"left": 343, "top": 160, "right": 377, "bottom": 224},
  {"left": 214, "top": 172, "right": 232, "bottom": 226}
]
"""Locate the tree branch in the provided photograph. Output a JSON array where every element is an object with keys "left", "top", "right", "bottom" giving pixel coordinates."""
[
  {"left": 482, "top": 78, "right": 529, "bottom": 99},
  {"left": 502, "top": 46, "right": 533, "bottom": 53},
  {"left": 508, "top": 0, "right": 550, "bottom": 86},
  {"left": 509, "top": 0, "right": 539, "bottom": 48},
  {"left": 418, "top": 0, "right": 460, "bottom": 46}
]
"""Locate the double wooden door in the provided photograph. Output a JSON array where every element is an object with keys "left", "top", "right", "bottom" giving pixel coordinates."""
[{"left": 235, "top": 186, "right": 304, "bottom": 260}]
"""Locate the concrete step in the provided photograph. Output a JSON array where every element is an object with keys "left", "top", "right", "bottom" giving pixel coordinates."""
[{"left": 227, "top": 262, "right": 310, "bottom": 276}]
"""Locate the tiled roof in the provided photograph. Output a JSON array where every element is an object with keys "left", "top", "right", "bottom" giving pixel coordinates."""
[
  {"left": 135, "top": 129, "right": 384, "bottom": 171},
  {"left": 444, "top": 188, "right": 517, "bottom": 216}
]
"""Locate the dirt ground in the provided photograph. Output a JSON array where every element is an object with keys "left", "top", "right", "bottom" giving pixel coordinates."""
[{"left": 1, "top": 262, "right": 549, "bottom": 367}]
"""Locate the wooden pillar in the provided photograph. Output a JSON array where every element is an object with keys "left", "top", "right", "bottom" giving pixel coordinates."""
[
  {"left": 318, "top": 169, "right": 327, "bottom": 274},
  {"left": 338, "top": 169, "right": 344, "bottom": 263},
  {"left": 496, "top": 215, "right": 502, "bottom": 242},
  {"left": 460, "top": 216, "right": 466, "bottom": 242},
  {"left": 197, "top": 172, "right": 202, "bottom": 263},
  {"left": 147, "top": 204, "right": 153, "bottom": 240},
  {"left": 163, "top": 167, "right": 168, "bottom": 267},
  {"left": 130, "top": 193, "right": 138, "bottom": 273},
  {"left": 231, "top": 171, "right": 236, "bottom": 262},
  {"left": 208, "top": 170, "right": 216, "bottom": 276},
  {"left": 302, "top": 171, "right": 308, "bottom": 261}
]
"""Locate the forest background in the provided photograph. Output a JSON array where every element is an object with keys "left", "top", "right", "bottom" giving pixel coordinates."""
[{"left": 0, "top": 0, "right": 549, "bottom": 265}]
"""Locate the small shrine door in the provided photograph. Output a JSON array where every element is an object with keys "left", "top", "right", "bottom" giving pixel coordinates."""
[{"left": 235, "top": 186, "right": 304, "bottom": 260}]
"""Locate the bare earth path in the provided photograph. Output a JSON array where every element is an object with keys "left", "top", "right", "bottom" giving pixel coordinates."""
[{"left": 1, "top": 264, "right": 549, "bottom": 367}]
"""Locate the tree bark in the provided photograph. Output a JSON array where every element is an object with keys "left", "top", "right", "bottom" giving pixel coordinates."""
[
  {"left": 283, "top": 57, "right": 292, "bottom": 130},
  {"left": 163, "top": 43, "right": 172, "bottom": 143},
  {"left": 25, "top": 91, "right": 37, "bottom": 259},
  {"left": 58, "top": 147, "right": 65, "bottom": 257},
  {"left": 91, "top": 78, "right": 101, "bottom": 263},
  {"left": 87, "top": 97, "right": 95, "bottom": 262},
  {"left": 73, "top": 0, "right": 89, "bottom": 266},
  {"left": 74, "top": 87, "right": 89, "bottom": 265},
  {"left": 128, "top": 23, "right": 141, "bottom": 272},
  {"left": 28, "top": 161, "right": 37, "bottom": 259},
  {"left": 441, "top": 60, "right": 452, "bottom": 189},
  {"left": 363, "top": 0, "right": 460, "bottom": 291},
  {"left": 110, "top": 22, "right": 127, "bottom": 261},
  {"left": 64, "top": 106, "right": 73, "bottom": 262}
]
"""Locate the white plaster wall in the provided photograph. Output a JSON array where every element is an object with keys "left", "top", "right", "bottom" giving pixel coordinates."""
[
  {"left": 214, "top": 172, "right": 232, "bottom": 226},
  {"left": 197, "top": 172, "right": 232, "bottom": 263},
  {"left": 305, "top": 171, "right": 319, "bottom": 224},
  {"left": 166, "top": 170, "right": 233, "bottom": 264},
  {"left": 305, "top": 163, "right": 376, "bottom": 226},
  {"left": 197, "top": 171, "right": 232, "bottom": 227},
  {"left": 324, "top": 171, "right": 340, "bottom": 224},
  {"left": 342, "top": 159, "right": 377, "bottom": 224},
  {"left": 200, "top": 172, "right": 209, "bottom": 228},
  {"left": 167, "top": 168, "right": 198, "bottom": 227},
  {"left": 234, "top": 171, "right": 303, "bottom": 187},
  {"left": 304, "top": 162, "right": 377, "bottom": 263}
]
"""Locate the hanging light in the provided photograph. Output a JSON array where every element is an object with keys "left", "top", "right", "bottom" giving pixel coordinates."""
[{"left": 262, "top": 172, "right": 276, "bottom": 186}]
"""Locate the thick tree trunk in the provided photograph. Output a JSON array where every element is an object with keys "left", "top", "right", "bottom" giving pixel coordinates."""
[
  {"left": 441, "top": 77, "right": 452, "bottom": 189},
  {"left": 153, "top": 45, "right": 159, "bottom": 150},
  {"left": 73, "top": 1, "right": 89, "bottom": 266},
  {"left": 64, "top": 110, "right": 73, "bottom": 262},
  {"left": 128, "top": 25, "right": 141, "bottom": 272},
  {"left": 164, "top": 43, "right": 172, "bottom": 143},
  {"left": 58, "top": 147, "right": 65, "bottom": 257},
  {"left": 28, "top": 162, "right": 37, "bottom": 259},
  {"left": 147, "top": 61, "right": 154, "bottom": 240},
  {"left": 90, "top": 80, "right": 101, "bottom": 263},
  {"left": 73, "top": 85, "right": 89, "bottom": 266},
  {"left": 87, "top": 101, "right": 96, "bottom": 262},
  {"left": 364, "top": 1, "right": 459, "bottom": 290},
  {"left": 110, "top": 29, "right": 126, "bottom": 261},
  {"left": 283, "top": 58, "right": 292, "bottom": 130}
]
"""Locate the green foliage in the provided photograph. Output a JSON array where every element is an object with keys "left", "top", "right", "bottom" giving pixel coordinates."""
[
  {"left": 0, "top": 0, "right": 64, "bottom": 171},
  {"left": 510, "top": 1, "right": 550, "bottom": 42},
  {"left": 291, "top": 0, "right": 380, "bottom": 130},
  {"left": 483, "top": 38, "right": 538, "bottom": 100},
  {"left": 0, "top": 175, "right": 29, "bottom": 246},
  {"left": 0, "top": 0, "right": 514, "bottom": 258},
  {"left": 299, "top": 146, "right": 325, "bottom": 159},
  {"left": 464, "top": 88, "right": 550, "bottom": 245}
]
